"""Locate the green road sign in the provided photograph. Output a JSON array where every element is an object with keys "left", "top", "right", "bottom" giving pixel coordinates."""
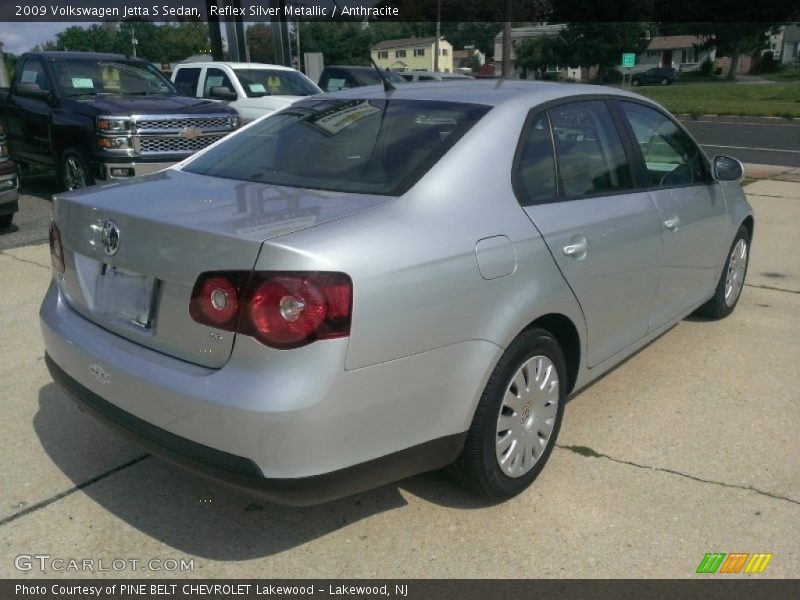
[{"left": 622, "top": 53, "right": 636, "bottom": 68}]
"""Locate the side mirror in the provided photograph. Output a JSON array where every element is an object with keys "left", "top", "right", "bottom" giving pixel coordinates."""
[
  {"left": 209, "top": 86, "right": 237, "bottom": 101},
  {"left": 713, "top": 155, "right": 745, "bottom": 183},
  {"left": 14, "top": 82, "right": 51, "bottom": 101}
]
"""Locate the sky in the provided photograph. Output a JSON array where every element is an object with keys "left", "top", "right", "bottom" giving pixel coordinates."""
[{"left": 0, "top": 22, "right": 89, "bottom": 55}]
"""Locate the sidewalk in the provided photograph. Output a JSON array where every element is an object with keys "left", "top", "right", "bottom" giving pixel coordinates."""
[{"left": 744, "top": 163, "right": 800, "bottom": 182}]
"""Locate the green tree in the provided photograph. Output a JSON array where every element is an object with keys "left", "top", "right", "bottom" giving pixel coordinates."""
[
  {"left": 559, "top": 22, "right": 649, "bottom": 76},
  {"left": 247, "top": 23, "right": 275, "bottom": 63},
  {"left": 689, "top": 22, "right": 780, "bottom": 81},
  {"left": 460, "top": 51, "right": 483, "bottom": 73},
  {"left": 514, "top": 36, "right": 560, "bottom": 78},
  {"left": 300, "top": 22, "right": 372, "bottom": 66}
]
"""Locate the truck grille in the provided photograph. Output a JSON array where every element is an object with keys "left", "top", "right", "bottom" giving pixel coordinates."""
[
  {"left": 135, "top": 116, "right": 232, "bottom": 132},
  {"left": 139, "top": 133, "right": 228, "bottom": 154},
  {"left": 131, "top": 114, "right": 235, "bottom": 157}
]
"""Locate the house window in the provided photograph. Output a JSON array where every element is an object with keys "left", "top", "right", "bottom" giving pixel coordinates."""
[
  {"left": 441, "top": 49, "right": 448, "bottom": 56},
  {"left": 646, "top": 50, "right": 660, "bottom": 58},
  {"left": 681, "top": 48, "right": 698, "bottom": 63},
  {"left": 377, "top": 51, "right": 388, "bottom": 59},
  {"left": 414, "top": 48, "right": 425, "bottom": 57},
  {"left": 395, "top": 50, "right": 407, "bottom": 58}
]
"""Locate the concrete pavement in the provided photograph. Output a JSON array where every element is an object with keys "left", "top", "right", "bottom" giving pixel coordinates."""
[{"left": 0, "top": 174, "right": 798, "bottom": 579}]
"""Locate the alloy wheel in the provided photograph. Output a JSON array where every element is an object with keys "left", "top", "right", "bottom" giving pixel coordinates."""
[
  {"left": 64, "top": 157, "right": 88, "bottom": 190},
  {"left": 724, "top": 238, "right": 748, "bottom": 307}
]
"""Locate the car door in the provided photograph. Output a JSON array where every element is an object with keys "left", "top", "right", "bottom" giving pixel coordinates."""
[
  {"left": 6, "top": 57, "right": 54, "bottom": 165},
  {"left": 615, "top": 100, "right": 729, "bottom": 330},
  {"left": 517, "top": 100, "right": 663, "bottom": 368}
]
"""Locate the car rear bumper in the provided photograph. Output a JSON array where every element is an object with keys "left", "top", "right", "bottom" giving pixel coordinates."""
[
  {"left": 40, "top": 282, "right": 491, "bottom": 504},
  {"left": 45, "top": 353, "right": 465, "bottom": 505}
]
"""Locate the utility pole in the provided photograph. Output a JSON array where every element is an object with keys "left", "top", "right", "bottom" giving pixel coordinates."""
[
  {"left": 433, "top": 0, "right": 441, "bottom": 72},
  {"left": 130, "top": 25, "right": 138, "bottom": 58},
  {"left": 501, "top": 0, "right": 513, "bottom": 77},
  {"left": 296, "top": 21, "right": 301, "bottom": 71}
]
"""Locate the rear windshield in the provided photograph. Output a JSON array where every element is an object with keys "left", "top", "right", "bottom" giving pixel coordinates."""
[{"left": 183, "top": 98, "right": 490, "bottom": 195}]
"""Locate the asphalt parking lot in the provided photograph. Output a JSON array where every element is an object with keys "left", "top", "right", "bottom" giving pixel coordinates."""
[{"left": 0, "top": 169, "right": 798, "bottom": 579}]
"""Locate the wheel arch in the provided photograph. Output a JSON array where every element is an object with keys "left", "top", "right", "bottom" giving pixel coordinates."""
[
  {"left": 741, "top": 215, "right": 754, "bottom": 242},
  {"left": 522, "top": 313, "right": 581, "bottom": 395}
]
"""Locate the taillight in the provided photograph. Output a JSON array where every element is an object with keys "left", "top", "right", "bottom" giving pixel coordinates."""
[
  {"left": 189, "top": 271, "right": 352, "bottom": 349},
  {"left": 48, "top": 221, "right": 64, "bottom": 273}
]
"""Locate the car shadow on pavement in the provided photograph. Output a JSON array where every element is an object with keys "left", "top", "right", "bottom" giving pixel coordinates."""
[
  {"left": 34, "top": 383, "right": 489, "bottom": 560},
  {"left": 19, "top": 173, "right": 60, "bottom": 201}
]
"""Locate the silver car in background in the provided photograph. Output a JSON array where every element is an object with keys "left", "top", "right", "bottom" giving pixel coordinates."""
[{"left": 40, "top": 81, "right": 753, "bottom": 504}]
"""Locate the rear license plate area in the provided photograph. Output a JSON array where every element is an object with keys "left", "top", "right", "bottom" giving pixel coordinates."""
[{"left": 95, "top": 265, "right": 156, "bottom": 328}]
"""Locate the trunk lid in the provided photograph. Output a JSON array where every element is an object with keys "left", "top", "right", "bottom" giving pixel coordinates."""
[{"left": 54, "top": 169, "right": 392, "bottom": 368}]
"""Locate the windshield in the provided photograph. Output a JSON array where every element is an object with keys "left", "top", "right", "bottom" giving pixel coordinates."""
[
  {"left": 234, "top": 68, "right": 320, "bottom": 97},
  {"left": 183, "top": 98, "right": 490, "bottom": 195},
  {"left": 53, "top": 59, "right": 177, "bottom": 96}
]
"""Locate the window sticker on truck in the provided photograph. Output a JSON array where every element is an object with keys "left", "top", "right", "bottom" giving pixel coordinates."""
[{"left": 71, "top": 78, "right": 94, "bottom": 89}]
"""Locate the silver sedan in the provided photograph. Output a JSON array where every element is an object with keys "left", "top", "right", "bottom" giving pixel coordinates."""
[{"left": 40, "top": 81, "right": 753, "bottom": 504}]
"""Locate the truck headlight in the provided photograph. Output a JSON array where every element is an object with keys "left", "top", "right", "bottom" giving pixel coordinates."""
[
  {"left": 96, "top": 117, "right": 131, "bottom": 132},
  {"left": 229, "top": 115, "right": 240, "bottom": 129}
]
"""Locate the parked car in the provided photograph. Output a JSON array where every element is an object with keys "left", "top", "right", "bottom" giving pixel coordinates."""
[
  {"left": 172, "top": 61, "right": 321, "bottom": 123},
  {"left": 632, "top": 67, "right": 678, "bottom": 86},
  {"left": 398, "top": 71, "right": 474, "bottom": 82},
  {"left": 0, "top": 125, "right": 19, "bottom": 228},
  {"left": 0, "top": 51, "right": 239, "bottom": 192},
  {"left": 41, "top": 81, "right": 753, "bottom": 505},
  {"left": 318, "top": 66, "right": 407, "bottom": 92}
]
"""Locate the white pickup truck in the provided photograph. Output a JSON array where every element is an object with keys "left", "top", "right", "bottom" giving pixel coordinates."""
[{"left": 171, "top": 62, "right": 321, "bottom": 123}]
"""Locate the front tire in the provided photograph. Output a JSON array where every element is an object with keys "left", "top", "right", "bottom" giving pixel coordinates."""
[
  {"left": 59, "top": 149, "right": 93, "bottom": 192},
  {"left": 696, "top": 225, "right": 750, "bottom": 319},
  {"left": 453, "top": 328, "right": 566, "bottom": 501},
  {"left": 660, "top": 77, "right": 670, "bottom": 85}
]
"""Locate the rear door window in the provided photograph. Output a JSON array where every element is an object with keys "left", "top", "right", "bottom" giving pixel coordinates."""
[
  {"left": 513, "top": 111, "right": 557, "bottom": 205},
  {"left": 549, "top": 100, "right": 633, "bottom": 198},
  {"left": 184, "top": 98, "right": 490, "bottom": 196}
]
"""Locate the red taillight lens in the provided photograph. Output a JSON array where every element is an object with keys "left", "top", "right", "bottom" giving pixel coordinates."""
[
  {"left": 48, "top": 221, "right": 65, "bottom": 273},
  {"left": 189, "top": 271, "right": 352, "bottom": 349},
  {"left": 189, "top": 275, "right": 241, "bottom": 329}
]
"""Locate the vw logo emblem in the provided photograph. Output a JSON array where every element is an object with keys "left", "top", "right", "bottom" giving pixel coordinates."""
[{"left": 101, "top": 220, "right": 120, "bottom": 256}]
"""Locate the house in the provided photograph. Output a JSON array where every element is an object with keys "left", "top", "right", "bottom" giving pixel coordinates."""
[
  {"left": 492, "top": 24, "right": 566, "bottom": 77},
  {"left": 636, "top": 36, "right": 714, "bottom": 72},
  {"left": 371, "top": 37, "right": 454, "bottom": 73}
]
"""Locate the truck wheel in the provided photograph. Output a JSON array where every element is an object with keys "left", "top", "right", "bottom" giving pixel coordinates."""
[
  {"left": 0, "top": 214, "right": 12, "bottom": 229},
  {"left": 59, "top": 150, "right": 93, "bottom": 192}
]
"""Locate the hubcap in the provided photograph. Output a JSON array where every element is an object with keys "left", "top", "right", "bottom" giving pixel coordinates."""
[
  {"left": 64, "top": 157, "right": 87, "bottom": 190},
  {"left": 724, "top": 238, "right": 747, "bottom": 307},
  {"left": 495, "top": 355, "right": 559, "bottom": 478}
]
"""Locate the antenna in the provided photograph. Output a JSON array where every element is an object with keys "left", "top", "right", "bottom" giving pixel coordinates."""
[{"left": 370, "top": 57, "right": 396, "bottom": 92}]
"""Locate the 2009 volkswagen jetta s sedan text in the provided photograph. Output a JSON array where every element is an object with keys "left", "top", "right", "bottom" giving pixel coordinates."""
[{"left": 40, "top": 81, "right": 753, "bottom": 505}]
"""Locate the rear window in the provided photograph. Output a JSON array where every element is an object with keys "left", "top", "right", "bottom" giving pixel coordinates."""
[{"left": 183, "top": 98, "right": 490, "bottom": 195}]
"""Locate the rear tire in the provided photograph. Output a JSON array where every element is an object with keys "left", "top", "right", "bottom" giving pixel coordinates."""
[
  {"left": 0, "top": 213, "right": 12, "bottom": 229},
  {"left": 632, "top": 79, "right": 640, "bottom": 86},
  {"left": 696, "top": 225, "right": 750, "bottom": 319},
  {"left": 453, "top": 328, "right": 566, "bottom": 501},
  {"left": 660, "top": 77, "right": 669, "bottom": 85}
]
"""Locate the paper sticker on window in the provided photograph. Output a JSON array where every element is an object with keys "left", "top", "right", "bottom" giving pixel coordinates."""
[
  {"left": 71, "top": 77, "right": 94, "bottom": 89},
  {"left": 21, "top": 70, "right": 38, "bottom": 83},
  {"left": 267, "top": 76, "right": 281, "bottom": 92},
  {"left": 248, "top": 83, "right": 266, "bottom": 93},
  {"left": 327, "top": 78, "right": 346, "bottom": 92},
  {"left": 206, "top": 76, "right": 223, "bottom": 88}
]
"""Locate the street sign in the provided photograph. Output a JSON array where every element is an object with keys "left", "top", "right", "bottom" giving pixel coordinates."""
[{"left": 622, "top": 53, "right": 636, "bottom": 68}]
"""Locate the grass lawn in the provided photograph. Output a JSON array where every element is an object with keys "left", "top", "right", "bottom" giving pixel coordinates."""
[
  {"left": 623, "top": 82, "right": 800, "bottom": 118},
  {"left": 759, "top": 66, "right": 800, "bottom": 83}
]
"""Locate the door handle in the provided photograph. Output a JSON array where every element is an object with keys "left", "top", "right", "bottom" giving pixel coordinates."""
[
  {"left": 663, "top": 216, "right": 680, "bottom": 232},
  {"left": 562, "top": 238, "right": 588, "bottom": 257}
]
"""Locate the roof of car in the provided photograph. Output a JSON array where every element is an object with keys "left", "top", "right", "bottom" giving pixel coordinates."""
[
  {"left": 33, "top": 51, "right": 146, "bottom": 62},
  {"left": 175, "top": 61, "right": 298, "bottom": 71},
  {"left": 323, "top": 79, "right": 649, "bottom": 108}
]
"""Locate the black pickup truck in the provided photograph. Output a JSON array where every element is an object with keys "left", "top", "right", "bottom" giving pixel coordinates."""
[{"left": 0, "top": 51, "right": 239, "bottom": 191}]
